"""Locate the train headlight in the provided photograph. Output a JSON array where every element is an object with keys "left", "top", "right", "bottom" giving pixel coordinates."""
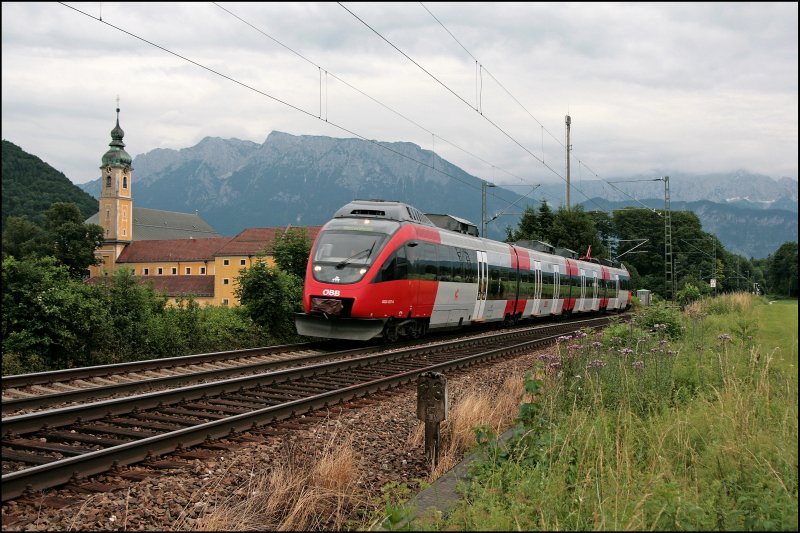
[
  {"left": 360, "top": 268, "right": 367, "bottom": 275},
  {"left": 314, "top": 265, "right": 322, "bottom": 272}
]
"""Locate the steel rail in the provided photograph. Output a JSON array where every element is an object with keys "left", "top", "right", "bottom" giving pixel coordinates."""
[
  {"left": 1, "top": 345, "right": 377, "bottom": 413},
  {"left": 1, "top": 341, "right": 329, "bottom": 389}
]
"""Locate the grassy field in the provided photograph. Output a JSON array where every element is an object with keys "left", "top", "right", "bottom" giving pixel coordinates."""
[{"left": 400, "top": 295, "right": 798, "bottom": 531}]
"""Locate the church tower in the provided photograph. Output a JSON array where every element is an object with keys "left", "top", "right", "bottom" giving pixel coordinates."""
[{"left": 94, "top": 105, "right": 133, "bottom": 273}]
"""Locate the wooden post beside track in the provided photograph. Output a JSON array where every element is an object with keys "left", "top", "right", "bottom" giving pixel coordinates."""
[{"left": 417, "top": 371, "right": 448, "bottom": 467}]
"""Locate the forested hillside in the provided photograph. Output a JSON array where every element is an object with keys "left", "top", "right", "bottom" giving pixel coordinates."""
[{"left": 1, "top": 140, "right": 99, "bottom": 229}]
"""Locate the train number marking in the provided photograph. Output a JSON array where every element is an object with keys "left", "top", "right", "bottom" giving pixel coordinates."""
[{"left": 381, "top": 299, "right": 395, "bottom": 304}]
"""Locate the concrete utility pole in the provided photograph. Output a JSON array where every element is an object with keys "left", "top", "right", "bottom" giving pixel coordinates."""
[
  {"left": 565, "top": 114, "right": 572, "bottom": 210},
  {"left": 661, "top": 176, "right": 675, "bottom": 302},
  {"left": 481, "top": 181, "right": 496, "bottom": 238}
]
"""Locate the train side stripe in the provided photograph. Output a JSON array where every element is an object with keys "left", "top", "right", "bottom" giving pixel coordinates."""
[{"left": 415, "top": 226, "right": 441, "bottom": 243}]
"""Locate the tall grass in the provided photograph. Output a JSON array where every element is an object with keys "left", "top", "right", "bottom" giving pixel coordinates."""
[{"left": 430, "top": 294, "right": 798, "bottom": 531}]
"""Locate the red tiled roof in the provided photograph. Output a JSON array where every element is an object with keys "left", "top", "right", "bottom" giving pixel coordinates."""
[
  {"left": 116, "top": 237, "right": 232, "bottom": 263},
  {"left": 88, "top": 275, "right": 215, "bottom": 297},
  {"left": 215, "top": 226, "right": 322, "bottom": 257},
  {"left": 112, "top": 227, "right": 323, "bottom": 262}
]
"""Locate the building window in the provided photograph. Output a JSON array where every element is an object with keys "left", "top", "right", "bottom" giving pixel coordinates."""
[
  {"left": 223, "top": 259, "right": 230, "bottom": 266},
  {"left": 123, "top": 176, "right": 128, "bottom": 188},
  {"left": 240, "top": 259, "right": 246, "bottom": 265},
  {"left": 158, "top": 267, "right": 163, "bottom": 275},
  {"left": 185, "top": 267, "right": 191, "bottom": 275},
  {"left": 223, "top": 278, "right": 230, "bottom": 285},
  {"left": 222, "top": 298, "right": 229, "bottom": 306},
  {"left": 143, "top": 268, "right": 149, "bottom": 275},
  {"left": 106, "top": 209, "right": 111, "bottom": 220},
  {"left": 106, "top": 175, "right": 111, "bottom": 188},
  {"left": 171, "top": 267, "right": 177, "bottom": 275},
  {"left": 200, "top": 267, "right": 206, "bottom": 274}
]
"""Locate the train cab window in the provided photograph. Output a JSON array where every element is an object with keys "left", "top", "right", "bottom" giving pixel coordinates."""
[
  {"left": 310, "top": 222, "right": 397, "bottom": 284},
  {"left": 374, "top": 247, "right": 409, "bottom": 283}
]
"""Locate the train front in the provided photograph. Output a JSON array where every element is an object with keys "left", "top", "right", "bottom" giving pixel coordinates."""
[{"left": 294, "top": 216, "right": 401, "bottom": 340}]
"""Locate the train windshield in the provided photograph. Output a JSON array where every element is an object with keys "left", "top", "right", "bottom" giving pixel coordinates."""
[{"left": 311, "top": 219, "right": 398, "bottom": 284}]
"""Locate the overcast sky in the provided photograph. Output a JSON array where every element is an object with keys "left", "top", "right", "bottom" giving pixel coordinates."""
[{"left": 2, "top": 2, "right": 797, "bottom": 190}]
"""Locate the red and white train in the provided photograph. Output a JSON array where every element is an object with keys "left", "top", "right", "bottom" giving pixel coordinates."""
[{"left": 295, "top": 200, "right": 631, "bottom": 341}]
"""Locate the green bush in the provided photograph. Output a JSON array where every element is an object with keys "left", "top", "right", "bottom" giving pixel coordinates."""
[
  {"left": 676, "top": 283, "right": 702, "bottom": 308},
  {"left": 634, "top": 301, "right": 685, "bottom": 339}
]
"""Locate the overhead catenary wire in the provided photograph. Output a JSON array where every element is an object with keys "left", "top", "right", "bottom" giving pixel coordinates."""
[
  {"left": 211, "top": 2, "right": 537, "bottom": 197},
  {"left": 418, "top": 2, "right": 658, "bottom": 213},
  {"left": 58, "top": 2, "right": 487, "bottom": 195},
  {"left": 340, "top": 2, "right": 616, "bottom": 212}
]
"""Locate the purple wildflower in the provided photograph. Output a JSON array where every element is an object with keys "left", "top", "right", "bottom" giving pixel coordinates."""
[
  {"left": 718, "top": 333, "right": 732, "bottom": 343},
  {"left": 618, "top": 347, "right": 634, "bottom": 357},
  {"left": 587, "top": 359, "right": 606, "bottom": 370},
  {"left": 632, "top": 360, "right": 645, "bottom": 371}
]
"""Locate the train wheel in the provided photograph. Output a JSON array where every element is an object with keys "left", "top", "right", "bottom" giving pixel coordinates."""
[
  {"left": 383, "top": 319, "right": 399, "bottom": 343},
  {"left": 407, "top": 320, "right": 421, "bottom": 339}
]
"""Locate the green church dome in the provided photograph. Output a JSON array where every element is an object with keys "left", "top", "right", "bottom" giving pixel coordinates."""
[{"left": 101, "top": 108, "right": 132, "bottom": 167}]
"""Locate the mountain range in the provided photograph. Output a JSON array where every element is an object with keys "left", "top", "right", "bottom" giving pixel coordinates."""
[{"left": 55, "top": 131, "right": 800, "bottom": 258}]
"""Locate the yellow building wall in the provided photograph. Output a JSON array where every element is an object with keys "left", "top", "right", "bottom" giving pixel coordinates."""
[
  {"left": 213, "top": 255, "right": 274, "bottom": 306},
  {"left": 90, "top": 251, "right": 280, "bottom": 307}
]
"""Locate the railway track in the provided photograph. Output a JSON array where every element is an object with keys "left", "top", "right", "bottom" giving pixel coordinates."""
[
  {"left": 1, "top": 342, "right": 380, "bottom": 416},
  {"left": 1, "top": 314, "right": 586, "bottom": 415},
  {"left": 1, "top": 315, "right": 623, "bottom": 501}
]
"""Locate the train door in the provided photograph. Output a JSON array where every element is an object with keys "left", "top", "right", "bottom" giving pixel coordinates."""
[
  {"left": 553, "top": 264, "right": 562, "bottom": 314},
  {"left": 592, "top": 271, "right": 599, "bottom": 310},
  {"left": 614, "top": 274, "right": 621, "bottom": 310},
  {"left": 578, "top": 268, "right": 587, "bottom": 312},
  {"left": 472, "top": 250, "right": 489, "bottom": 321},
  {"left": 532, "top": 260, "right": 542, "bottom": 315}
]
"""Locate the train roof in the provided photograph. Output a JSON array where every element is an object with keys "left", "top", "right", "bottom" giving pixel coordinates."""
[
  {"left": 334, "top": 199, "right": 436, "bottom": 226},
  {"left": 424, "top": 213, "right": 479, "bottom": 237}
]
